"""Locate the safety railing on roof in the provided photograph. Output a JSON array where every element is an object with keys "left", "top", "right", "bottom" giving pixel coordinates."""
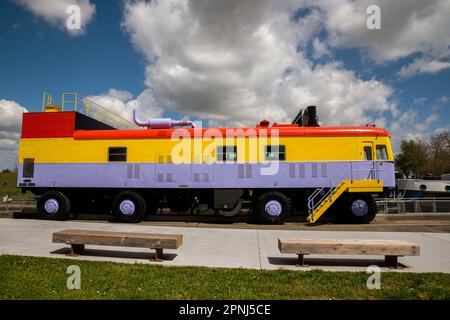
[
  {"left": 41, "top": 92, "right": 138, "bottom": 130},
  {"left": 62, "top": 92, "right": 138, "bottom": 130}
]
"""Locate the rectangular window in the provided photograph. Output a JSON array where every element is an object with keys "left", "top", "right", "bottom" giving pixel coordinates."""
[
  {"left": 376, "top": 145, "right": 388, "bottom": 160},
  {"left": 363, "top": 146, "right": 373, "bottom": 160},
  {"left": 265, "top": 145, "right": 286, "bottom": 160},
  {"left": 108, "top": 147, "right": 127, "bottom": 162},
  {"left": 217, "top": 146, "right": 237, "bottom": 162},
  {"left": 23, "top": 158, "right": 34, "bottom": 178}
]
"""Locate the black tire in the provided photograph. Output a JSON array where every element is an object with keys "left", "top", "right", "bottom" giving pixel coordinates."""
[
  {"left": 255, "top": 191, "right": 291, "bottom": 224},
  {"left": 37, "top": 191, "right": 71, "bottom": 221},
  {"left": 342, "top": 193, "right": 377, "bottom": 224},
  {"left": 112, "top": 191, "right": 146, "bottom": 223}
]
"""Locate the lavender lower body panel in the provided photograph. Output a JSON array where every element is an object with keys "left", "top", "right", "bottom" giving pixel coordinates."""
[{"left": 18, "top": 161, "right": 395, "bottom": 189}]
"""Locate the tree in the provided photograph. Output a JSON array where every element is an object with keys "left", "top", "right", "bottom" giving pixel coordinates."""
[
  {"left": 425, "top": 131, "right": 450, "bottom": 175},
  {"left": 395, "top": 130, "right": 450, "bottom": 177},
  {"left": 395, "top": 139, "right": 428, "bottom": 177}
]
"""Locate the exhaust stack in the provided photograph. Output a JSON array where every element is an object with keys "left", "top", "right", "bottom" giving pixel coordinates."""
[{"left": 133, "top": 109, "right": 196, "bottom": 129}]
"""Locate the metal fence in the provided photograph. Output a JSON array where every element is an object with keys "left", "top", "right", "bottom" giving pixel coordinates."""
[{"left": 376, "top": 198, "right": 450, "bottom": 214}]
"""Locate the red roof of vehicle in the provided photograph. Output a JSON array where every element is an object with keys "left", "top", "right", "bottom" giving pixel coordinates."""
[
  {"left": 73, "top": 126, "right": 390, "bottom": 140},
  {"left": 21, "top": 111, "right": 391, "bottom": 139}
]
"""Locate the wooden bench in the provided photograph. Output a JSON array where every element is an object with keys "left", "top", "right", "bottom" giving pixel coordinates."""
[
  {"left": 278, "top": 238, "right": 420, "bottom": 268},
  {"left": 53, "top": 229, "right": 183, "bottom": 261}
]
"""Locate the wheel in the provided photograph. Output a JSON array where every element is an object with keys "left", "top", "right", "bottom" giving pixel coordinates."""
[
  {"left": 37, "top": 191, "right": 71, "bottom": 221},
  {"left": 343, "top": 193, "right": 377, "bottom": 224},
  {"left": 255, "top": 191, "right": 291, "bottom": 224},
  {"left": 112, "top": 191, "right": 146, "bottom": 222}
]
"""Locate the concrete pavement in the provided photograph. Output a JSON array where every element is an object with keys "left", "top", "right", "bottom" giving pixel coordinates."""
[{"left": 0, "top": 218, "right": 449, "bottom": 273}]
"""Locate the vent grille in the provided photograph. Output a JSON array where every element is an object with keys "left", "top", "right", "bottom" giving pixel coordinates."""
[
  {"left": 321, "top": 163, "right": 328, "bottom": 177},
  {"left": 127, "top": 165, "right": 133, "bottom": 178},
  {"left": 312, "top": 163, "right": 318, "bottom": 177},
  {"left": 299, "top": 163, "right": 306, "bottom": 178},
  {"left": 289, "top": 164, "right": 296, "bottom": 178},
  {"left": 238, "top": 164, "right": 245, "bottom": 178}
]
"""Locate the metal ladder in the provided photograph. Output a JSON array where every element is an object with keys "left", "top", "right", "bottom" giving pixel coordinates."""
[
  {"left": 307, "top": 180, "right": 350, "bottom": 223},
  {"left": 307, "top": 162, "right": 382, "bottom": 223},
  {"left": 307, "top": 163, "right": 351, "bottom": 223}
]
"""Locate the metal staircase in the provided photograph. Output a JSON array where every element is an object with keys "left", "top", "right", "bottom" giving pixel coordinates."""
[{"left": 307, "top": 162, "right": 383, "bottom": 223}]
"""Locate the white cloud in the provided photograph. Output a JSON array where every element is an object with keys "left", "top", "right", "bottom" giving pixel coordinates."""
[
  {"left": 0, "top": 100, "right": 26, "bottom": 132},
  {"left": 413, "top": 97, "right": 427, "bottom": 105},
  {"left": 15, "top": 0, "right": 96, "bottom": 35},
  {"left": 122, "top": 0, "right": 393, "bottom": 129},
  {"left": 374, "top": 117, "right": 387, "bottom": 129},
  {"left": 102, "top": 89, "right": 133, "bottom": 103},
  {"left": 438, "top": 95, "right": 449, "bottom": 104},
  {"left": 312, "top": 38, "right": 330, "bottom": 59},
  {"left": 425, "top": 113, "right": 439, "bottom": 126},
  {"left": 87, "top": 89, "right": 163, "bottom": 123},
  {"left": 414, "top": 113, "right": 439, "bottom": 132},
  {"left": 435, "top": 126, "right": 450, "bottom": 134},
  {"left": 398, "top": 58, "right": 450, "bottom": 78},
  {"left": 317, "top": 0, "right": 450, "bottom": 66},
  {"left": 0, "top": 100, "right": 28, "bottom": 170},
  {"left": 387, "top": 109, "right": 441, "bottom": 153}
]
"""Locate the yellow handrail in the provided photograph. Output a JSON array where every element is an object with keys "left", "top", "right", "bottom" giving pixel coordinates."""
[
  {"left": 45, "top": 91, "right": 138, "bottom": 130},
  {"left": 65, "top": 92, "right": 137, "bottom": 129},
  {"left": 42, "top": 92, "right": 52, "bottom": 111}
]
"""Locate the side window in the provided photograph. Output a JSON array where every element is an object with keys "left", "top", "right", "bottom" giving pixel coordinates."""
[
  {"left": 108, "top": 147, "right": 127, "bottom": 162},
  {"left": 265, "top": 145, "right": 286, "bottom": 160},
  {"left": 23, "top": 158, "right": 34, "bottom": 178},
  {"left": 363, "top": 146, "right": 373, "bottom": 160},
  {"left": 376, "top": 145, "right": 388, "bottom": 160},
  {"left": 217, "top": 146, "right": 237, "bottom": 162}
]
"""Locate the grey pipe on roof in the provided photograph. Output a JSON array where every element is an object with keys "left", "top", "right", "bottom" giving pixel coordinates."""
[{"left": 133, "top": 109, "right": 196, "bottom": 129}]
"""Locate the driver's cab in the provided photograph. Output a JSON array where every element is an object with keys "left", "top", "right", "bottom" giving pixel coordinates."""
[{"left": 362, "top": 141, "right": 393, "bottom": 161}]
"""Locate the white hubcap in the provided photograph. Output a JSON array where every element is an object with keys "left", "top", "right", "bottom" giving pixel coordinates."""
[
  {"left": 265, "top": 200, "right": 282, "bottom": 216},
  {"left": 44, "top": 198, "right": 59, "bottom": 214},
  {"left": 351, "top": 199, "right": 368, "bottom": 216},
  {"left": 119, "top": 200, "right": 135, "bottom": 215}
]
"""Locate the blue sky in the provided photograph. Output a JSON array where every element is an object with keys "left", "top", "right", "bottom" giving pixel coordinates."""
[
  {"left": 0, "top": 0, "right": 449, "bottom": 170},
  {"left": 0, "top": 0, "right": 145, "bottom": 109}
]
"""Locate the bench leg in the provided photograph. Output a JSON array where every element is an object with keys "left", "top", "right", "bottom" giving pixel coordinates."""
[
  {"left": 68, "top": 244, "right": 85, "bottom": 256},
  {"left": 385, "top": 255, "right": 398, "bottom": 268},
  {"left": 152, "top": 248, "right": 164, "bottom": 261},
  {"left": 297, "top": 254, "right": 305, "bottom": 266}
]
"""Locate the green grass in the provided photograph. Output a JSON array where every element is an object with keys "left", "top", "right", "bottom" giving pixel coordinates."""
[
  {"left": 0, "top": 255, "right": 449, "bottom": 299},
  {"left": 0, "top": 172, "right": 33, "bottom": 198}
]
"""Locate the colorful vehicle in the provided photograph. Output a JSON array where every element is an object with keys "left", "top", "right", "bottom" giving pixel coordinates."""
[{"left": 17, "top": 92, "right": 395, "bottom": 224}]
